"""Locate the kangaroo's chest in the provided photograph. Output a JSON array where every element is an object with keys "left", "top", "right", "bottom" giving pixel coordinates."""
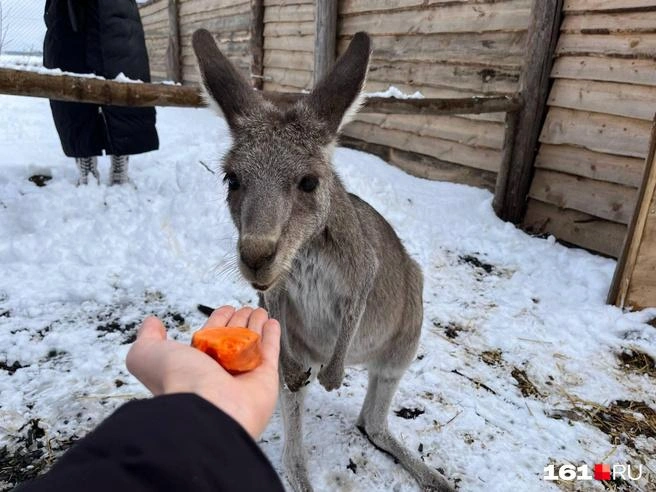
[{"left": 285, "top": 249, "right": 345, "bottom": 339}]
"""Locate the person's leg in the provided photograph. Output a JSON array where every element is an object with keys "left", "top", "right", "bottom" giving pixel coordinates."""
[
  {"left": 75, "top": 156, "right": 99, "bottom": 185},
  {"left": 109, "top": 155, "right": 129, "bottom": 185}
]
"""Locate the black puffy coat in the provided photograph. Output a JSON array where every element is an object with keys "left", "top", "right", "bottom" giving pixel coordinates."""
[{"left": 44, "top": 0, "right": 159, "bottom": 157}]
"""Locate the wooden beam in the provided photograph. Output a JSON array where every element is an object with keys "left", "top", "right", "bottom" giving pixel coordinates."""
[
  {"left": 0, "top": 68, "right": 204, "bottom": 107},
  {"left": 250, "top": 0, "right": 264, "bottom": 90},
  {"left": 493, "top": 108, "right": 520, "bottom": 214},
  {"left": 608, "top": 116, "right": 656, "bottom": 308},
  {"left": 0, "top": 68, "right": 521, "bottom": 115},
  {"left": 166, "top": 0, "right": 182, "bottom": 83},
  {"left": 495, "top": 0, "right": 564, "bottom": 223},
  {"left": 314, "top": 0, "right": 338, "bottom": 83}
]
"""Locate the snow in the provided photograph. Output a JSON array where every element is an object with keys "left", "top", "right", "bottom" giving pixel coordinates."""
[
  {"left": 366, "top": 86, "right": 425, "bottom": 99},
  {"left": 1, "top": 94, "right": 655, "bottom": 491}
]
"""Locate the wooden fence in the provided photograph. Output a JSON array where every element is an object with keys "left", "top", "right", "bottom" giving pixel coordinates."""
[
  {"left": 136, "top": 0, "right": 656, "bottom": 259},
  {"left": 523, "top": 0, "right": 656, "bottom": 257}
]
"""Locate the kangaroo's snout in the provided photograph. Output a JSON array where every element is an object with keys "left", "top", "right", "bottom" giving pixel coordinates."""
[{"left": 239, "top": 236, "right": 277, "bottom": 272}]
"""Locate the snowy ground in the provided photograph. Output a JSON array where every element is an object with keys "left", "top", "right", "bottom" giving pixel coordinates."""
[{"left": 1, "top": 95, "right": 655, "bottom": 491}]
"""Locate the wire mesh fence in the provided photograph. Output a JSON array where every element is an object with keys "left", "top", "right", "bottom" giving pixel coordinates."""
[{"left": 0, "top": 0, "right": 46, "bottom": 63}]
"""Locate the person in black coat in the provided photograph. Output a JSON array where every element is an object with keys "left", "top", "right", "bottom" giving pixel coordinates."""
[
  {"left": 15, "top": 306, "right": 285, "bottom": 491},
  {"left": 43, "top": 0, "right": 159, "bottom": 185}
]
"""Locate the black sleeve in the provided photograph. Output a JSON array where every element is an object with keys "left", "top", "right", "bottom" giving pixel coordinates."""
[{"left": 16, "top": 394, "right": 285, "bottom": 492}]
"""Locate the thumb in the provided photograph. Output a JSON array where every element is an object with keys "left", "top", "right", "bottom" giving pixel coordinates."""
[
  {"left": 126, "top": 316, "right": 167, "bottom": 384},
  {"left": 137, "top": 316, "right": 167, "bottom": 341}
]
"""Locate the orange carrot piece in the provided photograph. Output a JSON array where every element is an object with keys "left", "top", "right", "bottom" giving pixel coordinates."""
[{"left": 191, "top": 327, "right": 262, "bottom": 374}]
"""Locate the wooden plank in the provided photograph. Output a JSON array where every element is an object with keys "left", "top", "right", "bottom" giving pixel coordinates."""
[
  {"left": 556, "top": 33, "right": 656, "bottom": 58},
  {"left": 263, "top": 67, "right": 313, "bottom": 89},
  {"left": 179, "top": 0, "right": 249, "bottom": 19},
  {"left": 529, "top": 168, "right": 638, "bottom": 224},
  {"left": 362, "top": 81, "right": 508, "bottom": 122},
  {"left": 493, "top": 110, "right": 520, "bottom": 214},
  {"left": 251, "top": 0, "right": 265, "bottom": 89},
  {"left": 548, "top": 78, "right": 656, "bottom": 121},
  {"left": 388, "top": 147, "right": 497, "bottom": 190},
  {"left": 551, "top": 56, "right": 656, "bottom": 87},
  {"left": 264, "top": 20, "right": 315, "bottom": 36},
  {"left": 264, "top": 49, "right": 314, "bottom": 70},
  {"left": 340, "top": 3, "right": 531, "bottom": 36},
  {"left": 540, "top": 107, "right": 652, "bottom": 158},
  {"left": 355, "top": 113, "right": 505, "bottom": 149},
  {"left": 265, "top": 34, "right": 315, "bottom": 52},
  {"left": 167, "top": 0, "right": 182, "bottom": 83},
  {"left": 343, "top": 120, "right": 502, "bottom": 171},
  {"left": 496, "top": 0, "right": 564, "bottom": 223},
  {"left": 608, "top": 117, "right": 656, "bottom": 307},
  {"left": 338, "top": 31, "right": 528, "bottom": 67},
  {"left": 561, "top": 10, "right": 656, "bottom": 33},
  {"left": 265, "top": 0, "right": 313, "bottom": 5},
  {"left": 563, "top": 0, "right": 656, "bottom": 13},
  {"left": 264, "top": 4, "right": 314, "bottom": 22},
  {"left": 315, "top": 0, "right": 337, "bottom": 83},
  {"left": 179, "top": 13, "right": 251, "bottom": 36},
  {"left": 339, "top": 136, "right": 497, "bottom": 190},
  {"left": 535, "top": 144, "right": 645, "bottom": 187},
  {"left": 340, "top": 0, "right": 532, "bottom": 15},
  {"left": 523, "top": 199, "right": 626, "bottom": 257},
  {"left": 367, "top": 60, "right": 519, "bottom": 95}
]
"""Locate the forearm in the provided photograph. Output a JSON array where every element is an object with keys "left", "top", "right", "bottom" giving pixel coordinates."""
[{"left": 16, "top": 394, "right": 284, "bottom": 492}]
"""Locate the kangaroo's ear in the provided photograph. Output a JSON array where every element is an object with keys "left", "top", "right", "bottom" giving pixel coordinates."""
[
  {"left": 308, "top": 32, "right": 371, "bottom": 135},
  {"left": 192, "top": 29, "right": 259, "bottom": 129}
]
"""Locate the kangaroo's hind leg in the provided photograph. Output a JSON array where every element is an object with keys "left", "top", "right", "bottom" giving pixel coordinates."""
[
  {"left": 357, "top": 368, "right": 454, "bottom": 491},
  {"left": 280, "top": 383, "right": 313, "bottom": 492}
]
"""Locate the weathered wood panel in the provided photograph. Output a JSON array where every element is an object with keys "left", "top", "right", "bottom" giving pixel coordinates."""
[
  {"left": 142, "top": 0, "right": 253, "bottom": 84},
  {"left": 535, "top": 144, "right": 645, "bottom": 187},
  {"left": 563, "top": 0, "right": 656, "bottom": 13},
  {"left": 523, "top": 199, "right": 626, "bottom": 257},
  {"left": 540, "top": 108, "right": 652, "bottom": 159},
  {"left": 339, "top": 3, "right": 530, "bottom": 35},
  {"left": 529, "top": 168, "right": 638, "bottom": 224},
  {"left": 548, "top": 79, "right": 656, "bottom": 121},
  {"left": 551, "top": 56, "right": 656, "bottom": 87},
  {"left": 556, "top": 33, "right": 656, "bottom": 58},
  {"left": 561, "top": 10, "right": 656, "bottom": 32},
  {"left": 608, "top": 118, "right": 656, "bottom": 308},
  {"left": 343, "top": 120, "right": 502, "bottom": 172}
]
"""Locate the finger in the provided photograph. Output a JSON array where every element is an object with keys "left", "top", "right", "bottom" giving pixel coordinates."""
[
  {"left": 202, "top": 305, "right": 236, "bottom": 330},
  {"left": 126, "top": 317, "right": 169, "bottom": 393},
  {"left": 260, "top": 318, "right": 281, "bottom": 371},
  {"left": 137, "top": 316, "right": 167, "bottom": 341},
  {"left": 227, "top": 306, "right": 254, "bottom": 327},
  {"left": 247, "top": 307, "right": 269, "bottom": 337}
]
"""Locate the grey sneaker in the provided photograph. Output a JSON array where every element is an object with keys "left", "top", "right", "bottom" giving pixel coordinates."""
[
  {"left": 109, "top": 155, "right": 130, "bottom": 185},
  {"left": 75, "top": 157, "right": 99, "bottom": 185}
]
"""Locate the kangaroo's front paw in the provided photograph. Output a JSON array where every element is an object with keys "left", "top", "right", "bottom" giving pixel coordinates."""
[
  {"left": 283, "top": 366, "right": 312, "bottom": 392},
  {"left": 317, "top": 363, "right": 344, "bottom": 391}
]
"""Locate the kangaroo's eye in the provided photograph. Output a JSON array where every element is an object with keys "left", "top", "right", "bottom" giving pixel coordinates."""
[
  {"left": 224, "top": 172, "right": 240, "bottom": 191},
  {"left": 299, "top": 175, "right": 319, "bottom": 193}
]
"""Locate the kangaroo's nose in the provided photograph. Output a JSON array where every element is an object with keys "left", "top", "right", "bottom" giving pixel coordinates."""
[{"left": 239, "top": 237, "right": 277, "bottom": 271}]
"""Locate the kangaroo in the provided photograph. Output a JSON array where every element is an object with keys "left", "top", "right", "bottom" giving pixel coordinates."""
[{"left": 193, "top": 29, "right": 453, "bottom": 492}]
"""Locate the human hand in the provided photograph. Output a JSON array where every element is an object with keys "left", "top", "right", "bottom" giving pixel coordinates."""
[{"left": 126, "top": 306, "right": 281, "bottom": 439}]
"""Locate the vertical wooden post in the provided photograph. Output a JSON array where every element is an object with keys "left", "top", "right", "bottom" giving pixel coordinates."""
[
  {"left": 493, "top": 108, "right": 521, "bottom": 215},
  {"left": 250, "top": 0, "right": 264, "bottom": 90},
  {"left": 608, "top": 116, "right": 656, "bottom": 308},
  {"left": 314, "top": 0, "right": 338, "bottom": 84},
  {"left": 166, "top": 0, "right": 182, "bottom": 83},
  {"left": 495, "top": 0, "right": 563, "bottom": 223}
]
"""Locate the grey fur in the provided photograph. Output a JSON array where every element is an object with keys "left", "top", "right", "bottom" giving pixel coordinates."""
[{"left": 193, "top": 29, "right": 453, "bottom": 492}]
